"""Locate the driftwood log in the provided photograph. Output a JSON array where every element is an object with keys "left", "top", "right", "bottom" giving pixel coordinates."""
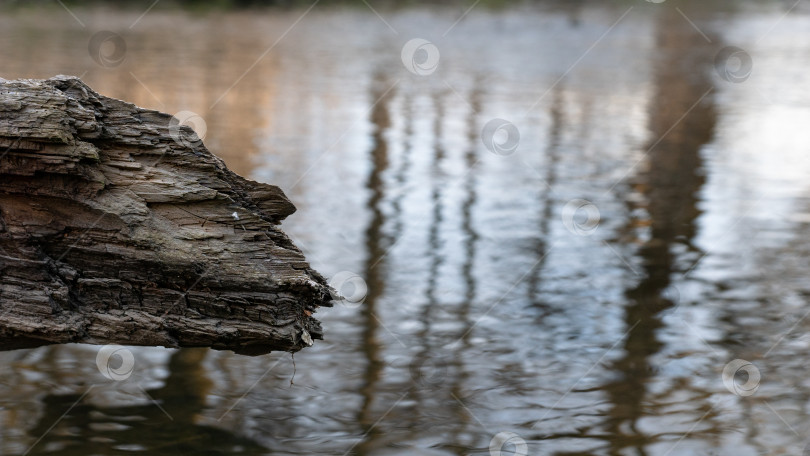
[{"left": 0, "top": 76, "right": 332, "bottom": 355}]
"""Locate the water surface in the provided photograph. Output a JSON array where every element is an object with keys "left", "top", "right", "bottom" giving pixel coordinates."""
[{"left": 2, "top": 2, "right": 810, "bottom": 455}]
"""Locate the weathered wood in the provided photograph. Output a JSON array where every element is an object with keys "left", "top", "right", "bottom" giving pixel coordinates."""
[{"left": 0, "top": 76, "right": 333, "bottom": 355}]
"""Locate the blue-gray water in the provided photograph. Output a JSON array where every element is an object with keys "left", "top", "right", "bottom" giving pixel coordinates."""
[{"left": 2, "top": 1, "right": 810, "bottom": 454}]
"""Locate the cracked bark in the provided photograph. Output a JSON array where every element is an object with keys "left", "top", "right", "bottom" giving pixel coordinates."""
[{"left": 0, "top": 76, "right": 333, "bottom": 355}]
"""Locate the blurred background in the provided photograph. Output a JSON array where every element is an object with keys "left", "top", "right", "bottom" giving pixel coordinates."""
[{"left": 2, "top": 0, "right": 810, "bottom": 454}]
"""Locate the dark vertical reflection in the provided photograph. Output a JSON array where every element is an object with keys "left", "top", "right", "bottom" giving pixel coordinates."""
[
  {"left": 411, "top": 91, "right": 447, "bottom": 410},
  {"left": 424, "top": 90, "right": 447, "bottom": 316},
  {"left": 448, "top": 79, "right": 483, "bottom": 454},
  {"left": 458, "top": 84, "right": 483, "bottom": 340},
  {"left": 601, "top": 5, "right": 719, "bottom": 454},
  {"left": 390, "top": 94, "right": 414, "bottom": 243},
  {"left": 24, "top": 348, "right": 268, "bottom": 455},
  {"left": 528, "top": 85, "right": 564, "bottom": 315},
  {"left": 353, "top": 72, "right": 395, "bottom": 456}
]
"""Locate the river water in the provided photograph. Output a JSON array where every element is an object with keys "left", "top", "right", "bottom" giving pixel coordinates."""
[{"left": 2, "top": 1, "right": 810, "bottom": 455}]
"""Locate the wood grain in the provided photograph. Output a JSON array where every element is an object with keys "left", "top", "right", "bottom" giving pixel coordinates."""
[{"left": 0, "top": 76, "right": 333, "bottom": 355}]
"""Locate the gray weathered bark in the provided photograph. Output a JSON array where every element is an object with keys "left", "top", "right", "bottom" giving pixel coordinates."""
[{"left": 0, "top": 76, "right": 332, "bottom": 355}]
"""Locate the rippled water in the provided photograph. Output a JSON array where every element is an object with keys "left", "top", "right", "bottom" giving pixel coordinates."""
[{"left": 3, "top": 1, "right": 810, "bottom": 454}]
